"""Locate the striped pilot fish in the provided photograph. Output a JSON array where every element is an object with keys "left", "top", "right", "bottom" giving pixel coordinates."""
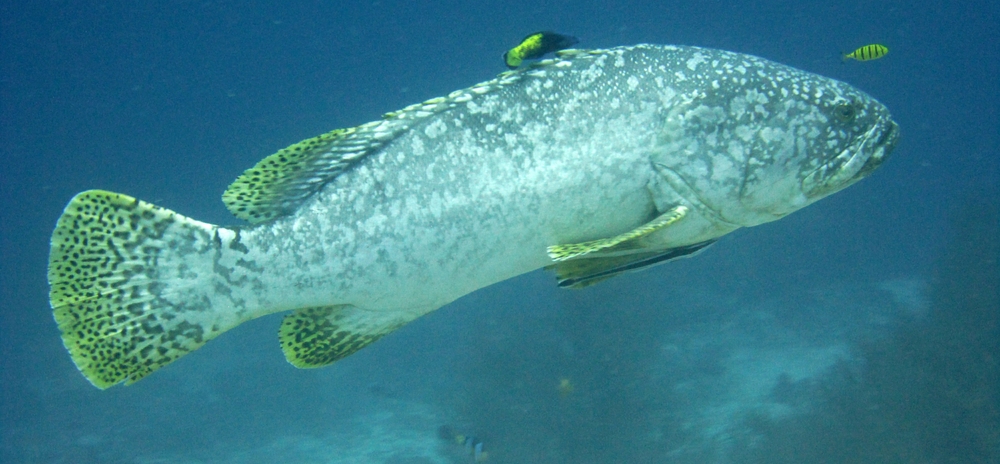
[
  {"left": 844, "top": 43, "right": 889, "bottom": 62},
  {"left": 48, "top": 44, "right": 898, "bottom": 388}
]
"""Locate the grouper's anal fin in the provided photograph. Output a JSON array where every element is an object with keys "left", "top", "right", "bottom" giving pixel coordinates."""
[
  {"left": 546, "top": 240, "right": 716, "bottom": 289},
  {"left": 279, "top": 305, "right": 417, "bottom": 368}
]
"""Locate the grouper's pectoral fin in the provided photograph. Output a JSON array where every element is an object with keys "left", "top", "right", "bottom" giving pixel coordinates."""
[
  {"left": 545, "top": 240, "right": 717, "bottom": 289},
  {"left": 546, "top": 205, "right": 689, "bottom": 262},
  {"left": 279, "top": 305, "right": 417, "bottom": 368}
]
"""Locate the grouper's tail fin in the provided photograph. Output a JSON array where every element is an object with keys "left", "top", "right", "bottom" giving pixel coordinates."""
[{"left": 48, "top": 190, "right": 251, "bottom": 389}]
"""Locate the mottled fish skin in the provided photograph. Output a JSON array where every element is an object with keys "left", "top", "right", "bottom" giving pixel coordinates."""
[
  {"left": 49, "top": 44, "right": 898, "bottom": 387},
  {"left": 224, "top": 44, "right": 897, "bottom": 316}
]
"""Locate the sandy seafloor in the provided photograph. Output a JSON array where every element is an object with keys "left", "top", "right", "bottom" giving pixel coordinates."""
[
  {"left": 172, "top": 278, "right": 926, "bottom": 464},
  {"left": 52, "top": 273, "right": 940, "bottom": 463}
]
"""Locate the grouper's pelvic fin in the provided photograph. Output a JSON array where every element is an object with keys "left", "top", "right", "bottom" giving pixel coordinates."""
[{"left": 48, "top": 190, "right": 253, "bottom": 388}]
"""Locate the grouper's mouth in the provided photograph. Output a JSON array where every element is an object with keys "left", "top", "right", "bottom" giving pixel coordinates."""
[{"left": 802, "top": 118, "right": 899, "bottom": 199}]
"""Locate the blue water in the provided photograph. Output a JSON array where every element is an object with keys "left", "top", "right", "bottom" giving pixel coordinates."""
[{"left": 2, "top": 1, "right": 997, "bottom": 462}]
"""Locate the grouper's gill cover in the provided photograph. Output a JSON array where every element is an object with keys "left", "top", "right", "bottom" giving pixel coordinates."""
[{"left": 47, "top": 44, "right": 898, "bottom": 388}]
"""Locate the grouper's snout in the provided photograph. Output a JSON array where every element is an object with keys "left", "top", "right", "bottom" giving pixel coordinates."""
[
  {"left": 801, "top": 113, "right": 899, "bottom": 202},
  {"left": 854, "top": 119, "right": 899, "bottom": 181}
]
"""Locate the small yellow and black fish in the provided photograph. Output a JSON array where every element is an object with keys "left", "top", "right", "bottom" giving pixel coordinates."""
[
  {"left": 438, "top": 425, "right": 489, "bottom": 462},
  {"left": 503, "top": 31, "right": 579, "bottom": 69},
  {"left": 843, "top": 44, "right": 889, "bottom": 62}
]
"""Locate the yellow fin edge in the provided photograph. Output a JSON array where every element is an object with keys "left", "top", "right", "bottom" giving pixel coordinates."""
[{"left": 546, "top": 205, "right": 689, "bottom": 262}]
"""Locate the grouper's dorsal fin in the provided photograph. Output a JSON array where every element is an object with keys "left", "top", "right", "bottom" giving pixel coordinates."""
[
  {"left": 223, "top": 47, "right": 626, "bottom": 224},
  {"left": 222, "top": 118, "right": 418, "bottom": 223},
  {"left": 222, "top": 74, "right": 539, "bottom": 224}
]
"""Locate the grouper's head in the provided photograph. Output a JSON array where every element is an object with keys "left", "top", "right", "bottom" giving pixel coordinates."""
[
  {"left": 653, "top": 48, "right": 899, "bottom": 227},
  {"left": 735, "top": 79, "right": 899, "bottom": 224}
]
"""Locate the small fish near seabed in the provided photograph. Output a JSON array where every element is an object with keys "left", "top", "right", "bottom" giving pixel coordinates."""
[
  {"left": 557, "top": 377, "right": 575, "bottom": 397},
  {"left": 843, "top": 43, "right": 889, "bottom": 62},
  {"left": 503, "top": 31, "right": 579, "bottom": 69},
  {"left": 48, "top": 44, "right": 899, "bottom": 389},
  {"left": 438, "top": 425, "right": 488, "bottom": 462}
]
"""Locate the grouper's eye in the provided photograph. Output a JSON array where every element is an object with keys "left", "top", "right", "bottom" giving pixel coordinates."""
[{"left": 833, "top": 103, "right": 857, "bottom": 123}]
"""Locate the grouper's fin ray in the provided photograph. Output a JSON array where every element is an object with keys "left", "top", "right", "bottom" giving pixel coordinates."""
[
  {"left": 222, "top": 49, "right": 615, "bottom": 224},
  {"left": 223, "top": 126, "right": 388, "bottom": 224},
  {"left": 222, "top": 85, "right": 518, "bottom": 225},
  {"left": 547, "top": 240, "right": 717, "bottom": 289},
  {"left": 546, "top": 205, "right": 689, "bottom": 262},
  {"left": 279, "top": 305, "right": 418, "bottom": 368},
  {"left": 49, "top": 190, "right": 252, "bottom": 388}
]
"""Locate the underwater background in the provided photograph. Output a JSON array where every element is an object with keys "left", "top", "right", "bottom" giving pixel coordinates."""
[{"left": 2, "top": 0, "right": 997, "bottom": 462}]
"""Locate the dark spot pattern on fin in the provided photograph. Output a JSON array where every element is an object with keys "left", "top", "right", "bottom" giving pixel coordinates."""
[
  {"left": 48, "top": 190, "right": 233, "bottom": 388},
  {"left": 221, "top": 92, "right": 475, "bottom": 223},
  {"left": 223, "top": 127, "right": 372, "bottom": 224},
  {"left": 222, "top": 46, "right": 624, "bottom": 224},
  {"left": 222, "top": 85, "right": 509, "bottom": 224},
  {"left": 279, "top": 305, "right": 415, "bottom": 368}
]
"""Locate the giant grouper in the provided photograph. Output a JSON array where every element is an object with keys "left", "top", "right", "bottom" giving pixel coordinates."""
[{"left": 48, "top": 44, "right": 899, "bottom": 388}]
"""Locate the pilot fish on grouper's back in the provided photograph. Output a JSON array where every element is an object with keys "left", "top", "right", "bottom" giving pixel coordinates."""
[
  {"left": 504, "top": 31, "right": 579, "bottom": 68},
  {"left": 48, "top": 44, "right": 898, "bottom": 389}
]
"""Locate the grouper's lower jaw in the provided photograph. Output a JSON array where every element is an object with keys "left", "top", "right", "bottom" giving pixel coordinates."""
[{"left": 803, "top": 118, "right": 899, "bottom": 200}]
